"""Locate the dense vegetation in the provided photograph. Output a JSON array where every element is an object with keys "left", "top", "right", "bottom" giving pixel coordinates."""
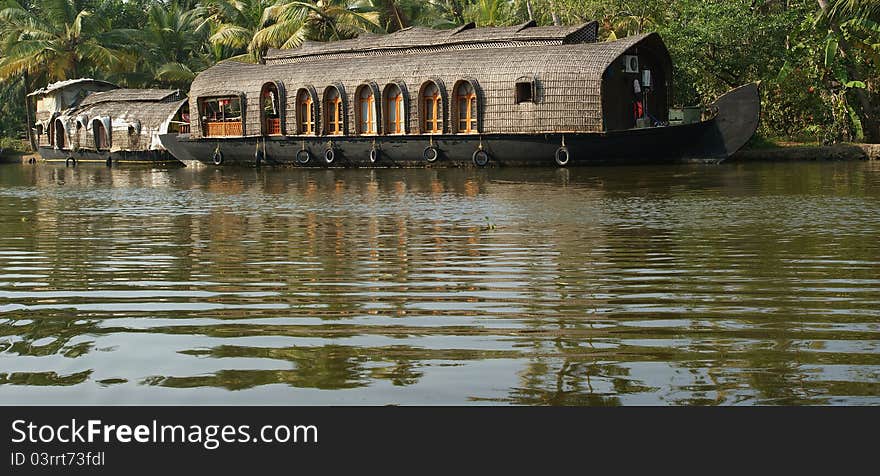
[{"left": 1, "top": 0, "right": 878, "bottom": 151}]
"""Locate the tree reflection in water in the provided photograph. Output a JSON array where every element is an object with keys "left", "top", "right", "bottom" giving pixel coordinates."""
[{"left": 1, "top": 162, "right": 880, "bottom": 404}]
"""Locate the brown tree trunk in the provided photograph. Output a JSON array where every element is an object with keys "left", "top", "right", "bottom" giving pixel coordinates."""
[
  {"left": 388, "top": 2, "right": 406, "bottom": 31},
  {"left": 549, "top": 0, "right": 560, "bottom": 25},
  {"left": 22, "top": 72, "right": 36, "bottom": 152},
  {"left": 526, "top": 0, "right": 534, "bottom": 21}
]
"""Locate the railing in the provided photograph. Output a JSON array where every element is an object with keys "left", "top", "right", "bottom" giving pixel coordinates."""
[
  {"left": 266, "top": 118, "right": 281, "bottom": 135},
  {"left": 179, "top": 124, "right": 190, "bottom": 134},
  {"left": 204, "top": 121, "right": 242, "bottom": 137}
]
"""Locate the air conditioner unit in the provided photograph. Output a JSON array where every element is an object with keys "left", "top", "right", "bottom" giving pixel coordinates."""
[{"left": 623, "top": 55, "right": 639, "bottom": 73}]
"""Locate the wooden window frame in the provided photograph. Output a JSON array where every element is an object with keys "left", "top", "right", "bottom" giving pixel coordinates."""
[
  {"left": 515, "top": 80, "right": 535, "bottom": 104},
  {"left": 199, "top": 96, "right": 243, "bottom": 138},
  {"left": 386, "top": 91, "right": 404, "bottom": 135},
  {"left": 455, "top": 85, "right": 477, "bottom": 134},
  {"left": 357, "top": 86, "right": 377, "bottom": 135},
  {"left": 297, "top": 91, "right": 315, "bottom": 135},
  {"left": 423, "top": 86, "right": 442, "bottom": 134},
  {"left": 326, "top": 95, "right": 343, "bottom": 136},
  {"left": 260, "top": 82, "right": 282, "bottom": 136}
]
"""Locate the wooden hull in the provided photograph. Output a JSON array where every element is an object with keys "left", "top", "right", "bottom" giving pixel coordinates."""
[
  {"left": 36, "top": 147, "right": 183, "bottom": 166},
  {"left": 160, "top": 83, "right": 760, "bottom": 168}
]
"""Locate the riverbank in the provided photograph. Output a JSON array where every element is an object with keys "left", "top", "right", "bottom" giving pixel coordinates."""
[
  {"left": 0, "top": 151, "right": 37, "bottom": 163},
  {"left": 731, "top": 143, "right": 880, "bottom": 161}
]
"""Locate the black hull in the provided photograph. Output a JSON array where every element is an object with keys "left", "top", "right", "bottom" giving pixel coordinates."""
[
  {"left": 37, "top": 147, "right": 183, "bottom": 166},
  {"left": 161, "top": 84, "right": 761, "bottom": 168}
]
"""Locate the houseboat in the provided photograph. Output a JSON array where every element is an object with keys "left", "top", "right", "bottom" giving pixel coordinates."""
[
  {"left": 30, "top": 79, "right": 189, "bottom": 166},
  {"left": 160, "top": 21, "right": 761, "bottom": 167}
]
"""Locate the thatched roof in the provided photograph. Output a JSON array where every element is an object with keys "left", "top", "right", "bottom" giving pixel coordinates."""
[
  {"left": 27, "top": 78, "right": 117, "bottom": 97},
  {"left": 264, "top": 21, "right": 599, "bottom": 63},
  {"left": 72, "top": 97, "right": 184, "bottom": 123},
  {"left": 79, "top": 88, "right": 181, "bottom": 107}
]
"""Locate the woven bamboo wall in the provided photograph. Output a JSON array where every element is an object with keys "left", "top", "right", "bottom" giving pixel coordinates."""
[{"left": 189, "top": 33, "right": 664, "bottom": 139}]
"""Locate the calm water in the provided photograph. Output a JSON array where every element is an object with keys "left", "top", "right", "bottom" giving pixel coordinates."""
[{"left": 0, "top": 161, "right": 879, "bottom": 405}]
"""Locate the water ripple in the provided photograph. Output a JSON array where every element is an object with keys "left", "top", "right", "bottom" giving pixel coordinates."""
[{"left": 0, "top": 161, "right": 879, "bottom": 404}]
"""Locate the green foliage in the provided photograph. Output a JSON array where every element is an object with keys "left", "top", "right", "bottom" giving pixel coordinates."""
[
  {"left": 0, "top": 74, "right": 25, "bottom": 140},
  {"left": 0, "top": 135, "right": 26, "bottom": 152}
]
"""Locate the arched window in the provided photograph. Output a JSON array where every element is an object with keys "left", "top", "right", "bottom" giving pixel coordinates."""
[
  {"left": 92, "top": 118, "right": 110, "bottom": 151},
  {"left": 260, "top": 82, "right": 282, "bottom": 136},
  {"left": 323, "top": 86, "right": 344, "bottom": 136},
  {"left": 355, "top": 84, "right": 378, "bottom": 135},
  {"left": 128, "top": 121, "right": 141, "bottom": 149},
  {"left": 454, "top": 81, "right": 478, "bottom": 134},
  {"left": 296, "top": 88, "right": 316, "bottom": 135},
  {"left": 54, "top": 118, "right": 66, "bottom": 149},
  {"left": 420, "top": 81, "right": 443, "bottom": 134},
  {"left": 383, "top": 83, "right": 406, "bottom": 135},
  {"left": 74, "top": 118, "right": 85, "bottom": 150}
]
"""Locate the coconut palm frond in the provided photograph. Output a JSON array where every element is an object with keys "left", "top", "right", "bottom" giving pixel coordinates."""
[
  {"left": 156, "top": 61, "right": 196, "bottom": 82},
  {"left": 209, "top": 23, "right": 252, "bottom": 49}
]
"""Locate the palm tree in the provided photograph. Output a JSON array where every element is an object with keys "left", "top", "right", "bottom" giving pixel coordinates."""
[
  {"left": 202, "top": 0, "right": 271, "bottom": 61},
  {"left": 0, "top": 0, "right": 136, "bottom": 150},
  {"left": 141, "top": 3, "right": 210, "bottom": 89},
  {"left": 462, "top": 0, "right": 516, "bottom": 26},
  {"left": 0, "top": 0, "right": 136, "bottom": 81},
  {"left": 822, "top": 0, "right": 880, "bottom": 21},
  {"left": 253, "top": 0, "right": 381, "bottom": 55},
  {"left": 368, "top": 0, "right": 452, "bottom": 31}
]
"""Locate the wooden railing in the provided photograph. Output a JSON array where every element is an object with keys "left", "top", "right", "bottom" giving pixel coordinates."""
[
  {"left": 204, "top": 121, "right": 242, "bottom": 137},
  {"left": 266, "top": 118, "right": 281, "bottom": 135},
  {"left": 179, "top": 124, "right": 190, "bottom": 134}
]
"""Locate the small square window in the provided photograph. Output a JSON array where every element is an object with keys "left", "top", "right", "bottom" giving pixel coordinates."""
[{"left": 515, "top": 81, "right": 534, "bottom": 104}]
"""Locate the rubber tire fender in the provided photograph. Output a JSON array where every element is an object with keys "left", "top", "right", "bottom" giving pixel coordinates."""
[
  {"left": 296, "top": 149, "right": 311, "bottom": 165},
  {"left": 212, "top": 149, "right": 223, "bottom": 166},
  {"left": 555, "top": 146, "right": 570, "bottom": 167},
  {"left": 423, "top": 146, "right": 440, "bottom": 163},
  {"left": 323, "top": 148, "right": 335, "bottom": 165},
  {"left": 472, "top": 149, "right": 489, "bottom": 167}
]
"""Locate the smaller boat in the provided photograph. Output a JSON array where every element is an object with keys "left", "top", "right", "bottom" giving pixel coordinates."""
[{"left": 29, "top": 79, "right": 189, "bottom": 166}]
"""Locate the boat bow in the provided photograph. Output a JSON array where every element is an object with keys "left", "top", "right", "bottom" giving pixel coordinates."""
[{"left": 710, "top": 83, "right": 761, "bottom": 158}]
